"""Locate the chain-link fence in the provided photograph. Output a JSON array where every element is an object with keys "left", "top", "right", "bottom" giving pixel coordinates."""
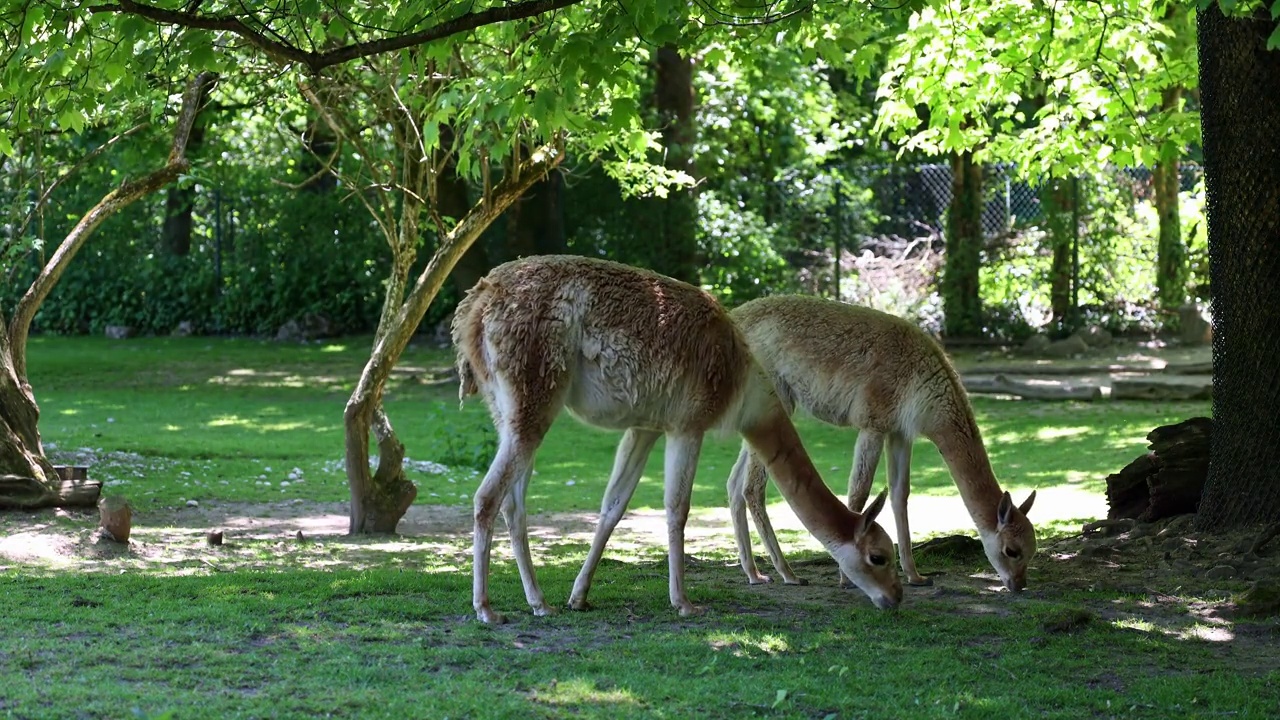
[{"left": 847, "top": 161, "right": 1205, "bottom": 241}]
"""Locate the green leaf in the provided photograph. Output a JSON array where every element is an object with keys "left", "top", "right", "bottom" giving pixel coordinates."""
[
  {"left": 1272, "top": 0, "right": 1280, "bottom": 20},
  {"left": 609, "top": 96, "right": 638, "bottom": 132},
  {"left": 773, "top": 689, "right": 789, "bottom": 708},
  {"left": 1269, "top": 24, "right": 1280, "bottom": 50},
  {"left": 58, "top": 107, "right": 85, "bottom": 134},
  {"left": 0, "top": 129, "right": 13, "bottom": 157}
]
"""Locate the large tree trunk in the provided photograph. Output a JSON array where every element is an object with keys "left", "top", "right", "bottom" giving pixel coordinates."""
[
  {"left": 647, "top": 44, "right": 698, "bottom": 285},
  {"left": 1153, "top": 88, "right": 1186, "bottom": 311},
  {"left": 0, "top": 72, "right": 216, "bottom": 509},
  {"left": 943, "top": 150, "right": 984, "bottom": 338},
  {"left": 1194, "top": 4, "right": 1280, "bottom": 530},
  {"left": 344, "top": 143, "right": 565, "bottom": 534}
]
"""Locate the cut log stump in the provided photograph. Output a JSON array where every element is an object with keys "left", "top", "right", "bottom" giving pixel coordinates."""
[
  {"left": 98, "top": 496, "right": 133, "bottom": 543},
  {"left": 1105, "top": 416, "right": 1211, "bottom": 522}
]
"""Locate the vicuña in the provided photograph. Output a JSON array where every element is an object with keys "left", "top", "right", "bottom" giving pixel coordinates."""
[
  {"left": 724, "top": 294, "right": 1037, "bottom": 592},
  {"left": 452, "top": 256, "right": 904, "bottom": 624}
]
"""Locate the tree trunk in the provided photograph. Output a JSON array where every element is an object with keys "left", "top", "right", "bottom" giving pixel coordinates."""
[
  {"left": 1194, "top": 4, "right": 1280, "bottom": 530},
  {"left": 1041, "top": 176, "right": 1076, "bottom": 327},
  {"left": 160, "top": 80, "right": 213, "bottom": 256},
  {"left": 943, "top": 151, "right": 984, "bottom": 338},
  {"left": 1106, "top": 417, "right": 1209, "bottom": 522},
  {"left": 1153, "top": 93, "right": 1186, "bottom": 311},
  {"left": 345, "top": 143, "right": 565, "bottom": 534},
  {"left": 648, "top": 44, "right": 698, "bottom": 285},
  {"left": 502, "top": 170, "right": 565, "bottom": 261},
  {"left": 0, "top": 72, "right": 216, "bottom": 508}
]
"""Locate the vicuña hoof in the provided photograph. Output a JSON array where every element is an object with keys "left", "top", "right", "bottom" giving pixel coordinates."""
[
  {"left": 531, "top": 602, "right": 557, "bottom": 617},
  {"left": 783, "top": 576, "right": 809, "bottom": 586},
  {"left": 676, "top": 602, "right": 705, "bottom": 618},
  {"left": 475, "top": 606, "right": 507, "bottom": 625},
  {"left": 747, "top": 572, "right": 773, "bottom": 585},
  {"left": 908, "top": 576, "right": 934, "bottom": 587},
  {"left": 567, "top": 596, "right": 592, "bottom": 612}
]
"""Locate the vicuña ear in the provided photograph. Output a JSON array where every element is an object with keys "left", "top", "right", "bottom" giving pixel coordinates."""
[
  {"left": 861, "top": 489, "right": 887, "bottom": 527},
  {"left": 1018, "top": 489, "right": 1036, "bottom": 516},
  {"left": 997, "top": 490, "right": 1014, "bottom": 529}
]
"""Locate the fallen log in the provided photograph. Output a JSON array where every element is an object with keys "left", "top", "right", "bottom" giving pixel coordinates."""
[
  {"left": 0, "top": 474, "right": 103, "bottom": 510},
  {"left": 955, "top": 363, "right": 1158, "bottom": 376},
  {"left": 1105, "top": 416, "right": 1210, "bottom": 522},
  {"left": 1111, "top": 379, "right": 1212, "bottom": 401},
  {"left": 1162, "top": 361, "right": 1214, "bottom": 375},
  {"left": 962, "top": 374, "right": 1104, "bottom": 401}
]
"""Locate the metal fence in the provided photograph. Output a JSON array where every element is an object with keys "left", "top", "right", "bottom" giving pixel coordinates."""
[{"left": 847, "top": 161, "right": 1205, "bottom": 241}]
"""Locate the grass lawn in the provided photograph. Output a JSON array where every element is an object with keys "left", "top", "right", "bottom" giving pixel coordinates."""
[{"left": 2, "top": 335, "right": 1275, "bottom": 719}]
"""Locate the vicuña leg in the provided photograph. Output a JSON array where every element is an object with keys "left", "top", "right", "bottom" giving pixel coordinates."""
[
  {"left": 473, "top": 433, "right": 540, "bottom": 625},
  {"left": 840, "top": 430, "right": 883, "bottom": 588},
  {"left": 887, "top": 432, "right": 931, "bottom": 586},
  {"left": 500, "top": 457, "right": 553, "bottom": 616},
  {"left": 569, "top": 428, "right": 661, "bottom": 611},
  {"left": 731, "top": 446, "right": 806, "bottom": 585},
  {"left": 663, "top": 432, "right": 704, "bottom": 617}
]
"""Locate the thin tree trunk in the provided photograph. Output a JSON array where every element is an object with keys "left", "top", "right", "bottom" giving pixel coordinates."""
[
  {"left": 1042, "top": 177, "right": 1076, "bottom": 327},
  {"left": 0, "top": 71, "right": 216, "bottom": 507},
  {"left": 649, "top": 44, "right": 698, "bottom": 285},
  {"left": 1194, "top": 4, "right": 1280, "bottom": 529},
  {"left": 943, "top": 150, "right": 984, "bottom": 338},
  {"left": 160, "top": 84, "right": 212, "bottom": 256},
  {"left": 1153, "top": 90, "right": 1186, "bottom": 311},
  {"left": 345, "top": 142, "right": 564, "bottom": 534}
]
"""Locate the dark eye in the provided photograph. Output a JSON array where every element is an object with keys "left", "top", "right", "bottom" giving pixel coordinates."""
[
  {"left": 869, "top": 554, "right": 888, "bottom": 567},
  {"left": 1004, "top": 547, "right": 1021, "bottom": 560}
]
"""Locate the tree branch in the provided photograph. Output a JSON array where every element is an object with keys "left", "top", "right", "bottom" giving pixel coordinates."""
[
  {"left": 8, "top": 71, "right": 218, "bottom": 381},
  {"left": 91, "top": 0, "right": 587, "bottom": 73}
]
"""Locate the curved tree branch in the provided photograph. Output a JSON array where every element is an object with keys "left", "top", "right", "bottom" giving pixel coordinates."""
[
  {"left": 8, "top": 71, "right": 218, "bottom": 381},
  {"left": 90, "top": 0, "right": 587, "bottom": 73}
]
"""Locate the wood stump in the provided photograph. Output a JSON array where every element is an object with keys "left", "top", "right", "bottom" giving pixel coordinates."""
[
  {"left": 98, "top": 496, "right": 133, "bottom": 543},
  {"left": 1105, "top": 417, "right": 1211, "bottom": 522}
]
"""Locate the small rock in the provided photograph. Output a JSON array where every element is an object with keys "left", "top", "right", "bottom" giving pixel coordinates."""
[
  {"left": 186, "top": 499, "right": 199, "bottom": 508},
  {"left": 1074, "top": 325, "right": 1113, "bottom": 348},
  {"left": 1021, "top": 334, "right": 1051, "bottom": 354},
  {"left": 1043, "top": 334, "right": 1089, "bottom": 358},
  {"left": 104, "top": 325, "right": 136, "bottom": 340},
  {"left": 207, "top": 530, "right": 224, "bottom": 546},
  {"left": 1206, "top": 565, "right": 1237, "bottom": 581},
  {"left": 1162, "top": 515, "right": 1195, "bottom": 534},
  {"left": 1235, "top": 579, "right": 1280, "bottom": 618},
  {"left": 1082, "top": 542, "right": 1118, "bottom": 559},
  {"left": 171, "top": 320, "right": 194, "bottom": 337},
  {"left": 1178, "top": 304, "right": 1213, "bottom": 346}
]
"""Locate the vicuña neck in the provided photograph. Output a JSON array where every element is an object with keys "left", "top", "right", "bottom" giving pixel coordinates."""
[
  {"left": 740, "top": 407, "right": 857, "bottom": 547},
  {"left": 927, "top": 415, "right": 1004, "bottom": 532}
]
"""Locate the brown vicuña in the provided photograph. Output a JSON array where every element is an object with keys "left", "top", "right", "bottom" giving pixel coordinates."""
[
  {"left": 725, "top": 294, "right": 1038, "bottom": 592},
  {"left": 452, "top": 256, "right": 903, "bottom": 624}
]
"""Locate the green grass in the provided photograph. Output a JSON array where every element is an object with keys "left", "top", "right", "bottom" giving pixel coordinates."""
[
  {"left": 6, "top": 335, "right": 1274, "bottom": 719},
  {"left": 26, "top": 335, "right": 1207, "bottom": 514}
]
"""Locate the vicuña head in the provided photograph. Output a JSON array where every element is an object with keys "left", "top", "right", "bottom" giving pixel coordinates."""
[
  {"left": 826, "top": 490, "right": 902, "bottom": 610},
  {"left": 979, "top": 490, "right": 1037, "bottom": 591}
]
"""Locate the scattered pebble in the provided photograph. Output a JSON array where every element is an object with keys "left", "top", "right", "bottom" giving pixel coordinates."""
[{"left": 186, "top": 499, "right": 199, "bottom": 508}]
